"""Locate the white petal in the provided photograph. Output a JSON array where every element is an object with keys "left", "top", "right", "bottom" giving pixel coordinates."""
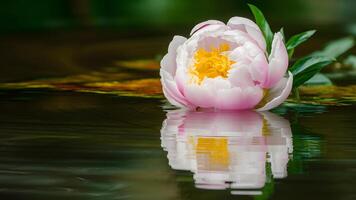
[
  {"left": 160, "top": 35, "right": 187, "bottom": 76},
  {"left": 202, "top": 77, "right": 231, "bottom": 90},
  {"left": 162, "top": 86, "right": 185, "bottom": 108},
  {"left": 249, "top": 53, "right": 268, "bottom": 85},
  {"left": 229, "top": 43, "right": 268, "bottom": 86},
  {"left": 184, "top": 83, "right": 216, "bottom": 108},
  {"left": 256, "top": 72, "right": 293, "bottom": 111},
  {"left": 190, "top": 20, "right": 225, "bottom": 35},
  {"left": 264, "top": 32, "right": 289, "bottom": 88},
  {"left": 245, "top": 25, "right": 266, "bottom": 51},
  {"left": 191, "top": 24, "right": 228, "bottom": 37},
  {"left": 228, "top": 64, "right": 255, "bottom": 87},
  {"left": 160, "top": 70, "right": 190, "bottom": 107},
  {"left": 229, "top": 45, "right": 253, "bottom": 64},
  {"left": 228, "top": 17, "right": 260, "bottom": 31},
  {"left": 227, "top": 17, "right": 266, "bottom": 51},
  {"left": 216, "top": 86, "right": 264, "bottom": 110}
]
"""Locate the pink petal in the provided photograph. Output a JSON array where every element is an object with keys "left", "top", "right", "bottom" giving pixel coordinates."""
[
  {"left": 185, "top": 77, "right": 231, "bottom": 108},
  {"left": 160, "top": 70, "right": 190, "bottom": 108},
  {"left": 262, "top": 32, "right": 289, "bottom": 88},
  {"left": 229, "top": 41, "right": 263, "bottom": 65},
  {"left": 197, "top": 36, "right": 238, "bottom": 51},
  {"left": 256, "top": 72, "right": 293, "bottom": 111},
  {"left": 203, "top": 77, "right": 231, "bottom": 90},
  {"left": 249, "top": 53, "right": 269, "bottom": 85},
  {"left": 160, "top": 36, "right": 190, "bottom": 108},
  {"left": 184, "top": 83, "right": 217, "bottom": 108},
  {"left": 229, "top": 46, "right": 251, "bottom": 62},
  {"left": 174, "top": 67, "right": 187, "bottom": 95},
  {"left": 190, "top": 20, "right": 225, "bottom": 36},
  {"left": 227, "top": 17, "right": 266, "bottom": 51},
  {"left": 191, "top": 24, "right": 228, "bottom": 37},
  {"left": 224, "top": 29, "right": 256, "bottom": 46},
  {"left": 229, "top": 43, "right": 268, "bottom": 86},
  {"left": 160, "top": 35, "right": 187, "bottom": 76},
  {"left": 245, "top": 25, "right": 267, "bottom": 51},
  {"left": 216, "top": 86, "right": 264, "bottom": 110},
  {"left": 162, "top": 86, "right": 185, "bottom": 108},
  {"left": 183, "top": 78, "right": 231, "bottom": 109},
  {"left": 228, "top": 64, "right": 255, "bottom": 87}
]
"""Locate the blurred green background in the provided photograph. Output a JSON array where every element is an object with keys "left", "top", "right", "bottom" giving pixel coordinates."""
[
  {"left": 0, "top": 0, "right": 355, "bottom": 34},
  {"left": 0, "top": 0, "right": 355, "bottom": 82}
]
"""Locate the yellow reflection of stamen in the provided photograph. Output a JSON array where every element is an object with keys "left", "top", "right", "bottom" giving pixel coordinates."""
[
  {"left": 256, "top": 89, "right": 270, "bottom": 109},
  {"left": 262, "top": 118, "right": 271, "bottom": 136},
  {"left": 190, "top": 43, "right": 235, "bottom": 84},
  {"left": 196, "top": 137, "right": 229, "bottom": 171}
]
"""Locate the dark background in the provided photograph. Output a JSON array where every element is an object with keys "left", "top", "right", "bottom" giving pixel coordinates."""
[
  {"left": 0, "top": 0, "right": 355, "bottom": 82},
  {"left": 0, "top": 0, "right": 355, "bottom": 34}
]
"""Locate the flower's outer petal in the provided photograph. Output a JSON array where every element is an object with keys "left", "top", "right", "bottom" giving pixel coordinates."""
[
  {"left": 190, "top": 20, "right": 225, "bottom": 36},
  {"left": 162, "top": 86, "right": 185, "bottom": 108},
  {"left": 184, "top": 77, "right": 230, "bottom": 108},
  {"left": 160, "top": 35, "right": 187, "bottom": 76},
  {"left": 192, "top": 25, "right": 228, "bottom": 38},
  {"left": 160, "top": 36, "right": 191, "bottom": 108},
  {"left": 184, "top": 84, "right": 216, "bottom": 108},
  {"left": 227, "top": 17, "right": 266, "bottom": 51},
  {"left": 216, "top": 86, "right": 264, "bottom": 110},
  {"left": 262, "top": 32, "right": 289, "bottom": 88},
  {"left": 256, "top": 72, "right": 293, "bottom": 111},
  {"left": 175, "top": 66, "right": 188, "bottom": 95},
  {"left": 160, "top": 70, "right": 190, "bottom": 108}
]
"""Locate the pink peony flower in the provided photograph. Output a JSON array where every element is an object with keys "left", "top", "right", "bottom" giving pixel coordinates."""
[{"left": 160, "top": 18, "right": 293, "bottom": 111}]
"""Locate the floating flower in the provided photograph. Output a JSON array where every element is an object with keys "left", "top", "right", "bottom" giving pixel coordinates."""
[
  {"left": 160, "top": 4, "right": 341, "bottom": 110},
  {"left": 160, "top": 16, "right": 292, "bottom": 110}
]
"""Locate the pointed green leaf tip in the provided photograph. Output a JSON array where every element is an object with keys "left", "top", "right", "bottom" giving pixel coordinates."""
[
  {"left": 248, "top": 4, "right": 273, "bottom": 54},
  {"left": 286, "top": 30, "right": 316, "bottom": 58}
]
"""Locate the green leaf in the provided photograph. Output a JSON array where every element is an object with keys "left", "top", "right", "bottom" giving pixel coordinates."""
[
  {"left": 290, "top": 56, "right": 334, "bottom": 88},
  {"left": 304, "top": 73, "right": 332, "bottom": 86},
  {"left": 288, "top": 48, "right": 295, "bottom": 59},
  {"left": 344, "top": 55, "right": 356, "bottom": 68},
  {"left": 311, "top": 36, "right": 354, "bottom": 58},
  {"left": 286, "top": 30, "right": 316, "bottom": 58},
  {"left": 248, "top": 4, "right": 273, "bottom": 54}
]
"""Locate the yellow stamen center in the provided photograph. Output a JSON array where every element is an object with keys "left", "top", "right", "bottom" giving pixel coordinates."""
[{"left": 189, "top": 43, "right": 235, "bottom": 84}]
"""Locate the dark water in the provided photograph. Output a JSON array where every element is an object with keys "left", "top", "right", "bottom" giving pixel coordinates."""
[{"left": 0, "top": 89, "right": 356, "bottom": 200}]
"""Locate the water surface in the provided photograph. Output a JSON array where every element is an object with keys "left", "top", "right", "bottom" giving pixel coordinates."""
[{"left": 0, "top": 88, "right": 356, "bottom": 200}]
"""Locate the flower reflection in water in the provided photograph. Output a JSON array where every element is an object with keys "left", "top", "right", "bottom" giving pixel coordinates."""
[{"left": 161, "top": 110, "right": 293, "bottom": 194}]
